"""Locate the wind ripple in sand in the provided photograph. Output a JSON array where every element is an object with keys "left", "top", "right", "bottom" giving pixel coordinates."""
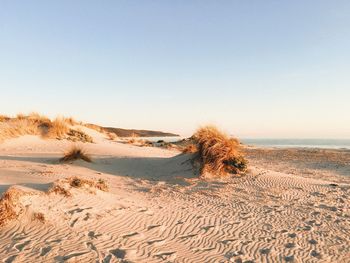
[{"left": 0, "top": 139, "right": 350, "bottom": 262}]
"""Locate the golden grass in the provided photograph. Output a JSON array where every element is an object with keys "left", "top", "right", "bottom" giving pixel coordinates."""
[
  {"left": 59, "top": 145, "right": 92, "bottom": 163},
  {"left": 0, "top": 113, "right": 94, "bottom": 143},
  {"left": 45, "top": 117, "right": 69, "bottom": 139},
  {"left": 192, "top": 125, "right": 248, "bottom": 176}
]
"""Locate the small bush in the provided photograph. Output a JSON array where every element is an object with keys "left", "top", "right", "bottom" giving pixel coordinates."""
[
  {"left": 60, "top": 146, "right": 92, "bottom": 163},
  {"left": 193, "top": 125, "right": 248, "bottom": 176}
]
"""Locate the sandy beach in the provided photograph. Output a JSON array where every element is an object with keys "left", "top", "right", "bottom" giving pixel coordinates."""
[{"left": 0, "top": 125, "right": 349, "bottom": 263}]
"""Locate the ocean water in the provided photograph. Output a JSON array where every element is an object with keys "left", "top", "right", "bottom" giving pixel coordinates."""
[
  {"left": 241, "top": 139, "right": 350, "bottom": 149},
  {"left": 140, "top": 137, "right": 350, "bottom": 149}
]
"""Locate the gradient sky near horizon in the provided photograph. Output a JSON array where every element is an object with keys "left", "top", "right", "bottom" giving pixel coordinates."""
[{"left": 1, "top": 1, "right": 350, "bottom": 138}]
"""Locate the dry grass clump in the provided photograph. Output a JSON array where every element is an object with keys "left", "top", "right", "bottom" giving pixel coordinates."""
[
  {"left": 69, "top": 177, "right": 109, "bottom": 192},
  {"left": 67, "top": 129, "right": 94, "bottom": 143},
  {"left": 192, "top": 126, "right": 248, "bottom": 176},
  {"left": 59, "top": 146, "right": 92, "bottom": 163},
  {"left": 48, "top": 184, "right": 72, "bottom": 197},
  {"left": 32, "top": 212, "right": 45, "bottom": 223},
  {"left": 45, "top": 117, "right": 69, "bottom": 139},
  {"left": 0, "top": 113, "right": 94, "bottom": 143},
  {"left": 0, "top": 187, "right": 31, "bottom": 227},
  {"left": 0, "top": 115, "right": 10, "bottom": 122}
]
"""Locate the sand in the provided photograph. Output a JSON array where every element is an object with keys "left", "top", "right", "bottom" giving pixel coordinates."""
[{"left": 0, "top": 129, "right": 349, "bottom": 262}]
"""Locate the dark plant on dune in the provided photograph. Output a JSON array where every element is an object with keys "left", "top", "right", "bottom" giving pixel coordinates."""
[
  {"left": 59, "top": 145, "right": 92, "bottom": 163},
  {"left": 192, "top": 125, "right": 248, "bottom": 176}
]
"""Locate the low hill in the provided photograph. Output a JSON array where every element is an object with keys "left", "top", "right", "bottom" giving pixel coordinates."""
[
  {"left": 86, "top": 124, "right": 179, "bottom": 137},
  {"left": 104, "top": 127, "right": 178, "bottom": 137}
]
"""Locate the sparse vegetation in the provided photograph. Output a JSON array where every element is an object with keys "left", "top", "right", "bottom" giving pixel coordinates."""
[
  {"left": 48, "top": 184, "right": 72, "bottom": 197},
  {"left": 68, "top": 177, "right": 109, "bottom": 192},
  {"left": 0, "top": 113, "right": 94, "bottom": 143},
  {"left": 192, "top": 125, "right": 248, "bottom": 176},
  {"left": 67, "top": 129, "right": 94, "bottom": 143},
  {"left": 45, "top": 117, "right": 69, "bottom": 139},
  {"left": 59, "top": 145, "right": 92, "bottom": 163},
  {"left": 0, "top": 115, "right": 10, "bottom": 122},
  {"left": 48, "top": 177, "right": 109, "bottom": 196},
  {"left": 0, "top": 187, "right": 34, "bottom": 227},
  {"left": 32, "top": 212, "right": 45, "bottom": 223}
]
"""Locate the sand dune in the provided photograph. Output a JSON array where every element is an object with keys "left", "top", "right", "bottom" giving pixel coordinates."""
[{"left": 0, "top": 128, "right": 349, "bottom": 262}]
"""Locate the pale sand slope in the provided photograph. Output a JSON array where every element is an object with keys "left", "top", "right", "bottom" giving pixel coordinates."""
[{"left": 0, "top": 132, "right": 349, "bottom": 262}]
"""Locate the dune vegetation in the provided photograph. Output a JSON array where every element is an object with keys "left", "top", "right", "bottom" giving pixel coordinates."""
[
  {"left": 0, "top": 113, "right": 93, "bottom": 143},
  {"left": 189, "top": 125, "right": 248, "bottom": 177},
  {"left": 0, "top": 187, "right": 34, "bottom": 227},
  {"left": 59, "top": 145, "right": 92, "bottom": 163}
]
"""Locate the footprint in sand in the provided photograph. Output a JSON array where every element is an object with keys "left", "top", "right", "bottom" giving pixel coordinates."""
[
  {"left": 12, "top": 234, "right": 26, "bottom": 242},
  {"left": 110, "top": 248, "right": 126, "bottom": 259},
  {"left": 147, "top": 239, "right": 166, "bottom": 246},
  {"left": 309, "top": 239, "right": 318, "bottom": 245},
  {"left": 220, "top": 238, "right": 237, "bottom": 245},
  {"left": 88, "top": 231, "right": 102, "bottom": 239},
  {"left": 15, "top": 240, "right": 31, "bottom": 252},
  {"left": 260, "top": 248, "right": 270, "bottom": 255},
  {"left": 179, "top": 233, "right": 198, "bottom": 240},
  {"left": 70, "top": 218, "right": 79, "bottom": 227},
  {"left": 86, "top": 242, "right": 99, "bottom": 257},
  {"left": 147, "top": 224, "right": 162, "bottom": 231},
  {"left": 40, "top": 246, "right": 52, "bottom": 256},
  {"left": 54, "top": 252, "right": 89, "bottom": 261},
  {"left": 122, "top": 232, "right": 144, "bottom": 241},
  {"left": 192, "top": 247, "right": 215, "bottom": 253},
  {"left": 154, "top": 251, "right": 176, "bottom": 260},
  {"left": 311, "top": 250, "right": 322, "bottom": 259},
  {"left": 102, "top": 255, "right": 112, "bottom": 263},
  {"left": 68, "top": 207, "right": 92, "bottom": 215},
  {"left": 4, "top": 255, "right": 17, "bottom": 263},
  {"left": 201, "top": 225, "right": 215, "bottom": 232},
  {"left": 288, "top": 233, "right": 296, "bottom": 238},
  {"left": 284, "top": 255, "right": 295, "bottom": 262},
  {"left": 285, "top": 243, "right": 296, "bottom": 249}
]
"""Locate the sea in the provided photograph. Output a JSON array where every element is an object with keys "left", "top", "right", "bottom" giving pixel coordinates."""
[{"left": 141, "top": 137, "right": 350, "bottom": 150}]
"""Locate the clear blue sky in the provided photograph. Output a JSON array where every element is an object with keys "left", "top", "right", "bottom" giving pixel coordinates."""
[{"left": 1, "top": 1, "right": 349, "bottom": 138}]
